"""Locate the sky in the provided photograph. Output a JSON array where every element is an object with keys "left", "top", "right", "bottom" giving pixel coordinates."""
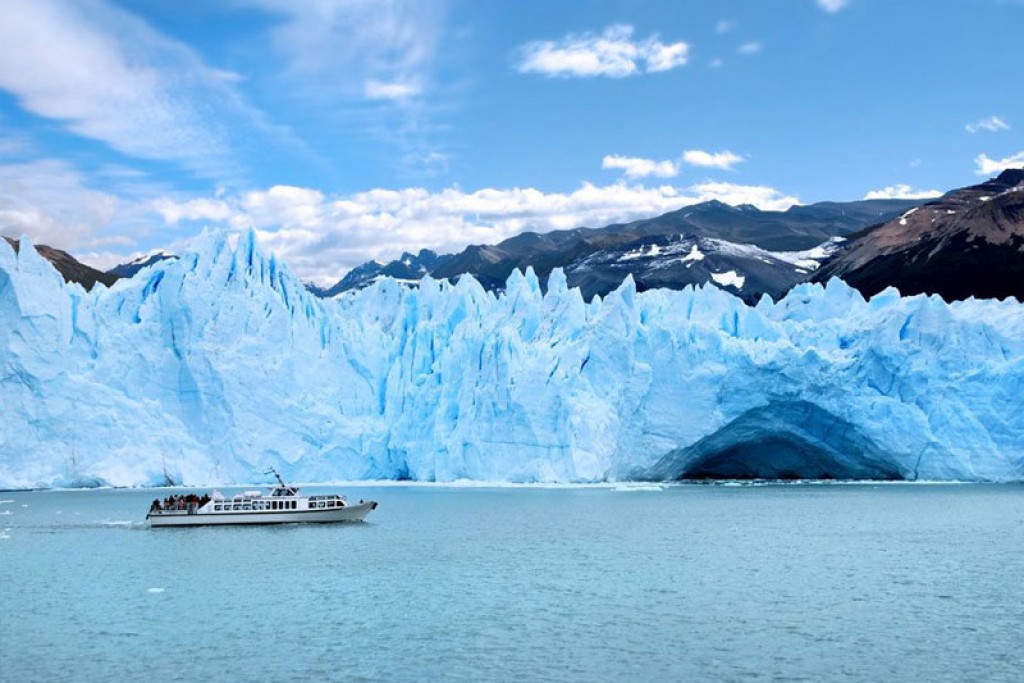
[{"left": 0, "top": 0, "right": 1021, "bottom": 284}]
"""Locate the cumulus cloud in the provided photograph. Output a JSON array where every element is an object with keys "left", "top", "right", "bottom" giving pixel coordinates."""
[
  {"left": 682, "top": 150, "right": 744, "bottom": 171},
  {"left": 738, "top": 42, "right": 762, "bottom": 55},
  {"left": 817, "top": 0, "right": 849, "bottom": 12},
  {"left": 716, "top": 20, "right": 735, "bottom": 34},
  {"left": 965, "top": 116, "right": 1010, "bottom": 134},
  {"left": 974, "top": 151, "right": 1024, "bottom": 176},
  {"left": 0, "top": 159, "right": 146, "bottom": 257},
  {"left": 863, "top": 184, "right": 942, "bottom": 200},
  {"left": 517, "top": 25, "right": 689, "bottom": 78},
  {"left": 154, "top": 180, "right": 799, "bottom": 284},
  {"left": 601, "top": 155, "right": 678, "bottom": 178}
]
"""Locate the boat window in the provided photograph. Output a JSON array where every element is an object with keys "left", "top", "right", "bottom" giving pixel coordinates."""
[
  {"left": 290, "top": 501, "right": 296, "bottom": 509},
  {"left": 233, "top": 504, "right": 240, "bottom": 511}
]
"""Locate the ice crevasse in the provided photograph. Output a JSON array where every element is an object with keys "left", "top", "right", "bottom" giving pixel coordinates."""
[{"left": 0, "top": 230, "right": 1022, "bottom": 488}]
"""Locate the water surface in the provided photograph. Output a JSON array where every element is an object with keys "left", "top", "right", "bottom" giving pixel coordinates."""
[{"left": 1, "top": 484, "right": 1022, "bottom": 681}]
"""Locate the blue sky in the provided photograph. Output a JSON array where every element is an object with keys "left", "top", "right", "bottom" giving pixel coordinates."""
[{"left": 0, "top": 0, "right": 1021, "bottom": 282}]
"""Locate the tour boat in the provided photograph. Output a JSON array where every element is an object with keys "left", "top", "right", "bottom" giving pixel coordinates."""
[{"left": 146, "top": 469, "right": 378, "bottom": 527}]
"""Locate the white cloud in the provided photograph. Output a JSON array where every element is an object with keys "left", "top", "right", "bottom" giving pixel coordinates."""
[
  {"left": 965, "top": 116, "right": 1010, "bottom": 134},
  {"left": 151, "top": 197, "right": 235, "bottom": 225},
  {"left": 645, "top": 42, "right": 690, "bottom": 73},
  {"left": 716, "top": 20, "right": 735, "bottom": 34},
  {"left": 0, "top": 0, "right": 275, "bottom": 180},
  {"left": 155, "top": 180, "right": 799, "bottom": 284},
  {"left": 817, "top": 0, "right": 849, "bottom": 12},
  {"left": 710, "top": 58, "right": 724, "bottom": 69},
  {"left": 0, "top": 132, "right": 33, "bottom": 157},
  {"left": 738, "top": 42, "right": 762, "bottom": 55},
  {"left": 364, "top": 80, "right": 422, "bottom": 101},
  {"left": 602, "top": 155, "right": 678, "bottom": 178},
  {"left": 517, "top": 25, "right": 689, "bottom": 78},
  {"left": 863, "top": 184, "right": 942, "bottom": 200},
  {"left": 240, "top": 0, "right": 441, "bottom": 101},
  {"left": 235, "top": 1, "right": 445, "bottom": 174},
  {"left": 0, "top": 159, "right": 138, "bottom": 253},
  {"left": 682, "top": 150, "right": 745, "bottom": 171},
  {"left": 974, "top": 151, "right": 1024, "bottom": 176}
]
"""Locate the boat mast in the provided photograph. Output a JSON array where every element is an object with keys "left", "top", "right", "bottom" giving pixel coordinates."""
[{"left": 264, "top": 467, "right": 296, "bottom": 495}]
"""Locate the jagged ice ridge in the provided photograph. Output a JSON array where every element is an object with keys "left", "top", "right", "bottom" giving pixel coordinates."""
[{"left": 1, "top": 231, "right": 1022, "bottom": 488}]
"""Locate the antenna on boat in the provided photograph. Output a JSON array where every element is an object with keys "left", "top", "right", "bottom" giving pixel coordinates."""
[
  {"left": 263, "top": 467, "right": 297, "bottom": 495},
  {"left": 264, "top": 467, "right": 287, "bottom": 488}
]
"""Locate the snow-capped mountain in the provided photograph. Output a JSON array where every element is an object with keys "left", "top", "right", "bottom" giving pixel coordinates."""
[
  {"left": 563, "top": 234, "right": 846, "bottom": 303},
  {"left": 107, "top": 251, "right": 177, "bottom": 278},
  {"left": 815, "top": 169, "right": 1024, "bottom": 301},
  {"left": 1, "top": 231, "right": 1022, "bottom": 488},
  {"left": 311, "top": 249, "right": 452, "bottom": 297},
  {"left": 313, "top": 197, "right": 917, "bottom": 300}
]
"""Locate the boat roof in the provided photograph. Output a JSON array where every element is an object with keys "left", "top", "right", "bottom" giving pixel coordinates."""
[{"left": 269, "top": 485, "right": 300, "bottom": 496}]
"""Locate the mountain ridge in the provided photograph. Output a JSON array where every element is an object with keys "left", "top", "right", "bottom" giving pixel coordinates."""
[
  {"left": 814, "top": 169, "right": 1024, "bottom": 301},
  {"left": 2, "top": 235, "right": 117, "bottom": 291}
]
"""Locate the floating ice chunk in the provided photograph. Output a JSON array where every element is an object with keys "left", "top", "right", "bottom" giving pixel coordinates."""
[{"left": 611, "top": 484, "right": 664, "bottom": 492}]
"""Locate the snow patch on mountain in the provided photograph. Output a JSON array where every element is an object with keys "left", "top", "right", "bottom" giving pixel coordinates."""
[{"left": 710, "top": 270, "right": 745, "bottom": 289}]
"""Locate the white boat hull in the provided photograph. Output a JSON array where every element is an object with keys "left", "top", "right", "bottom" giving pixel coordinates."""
[{"left": 148, "top": 501, "right": 377, "bottom": 527}]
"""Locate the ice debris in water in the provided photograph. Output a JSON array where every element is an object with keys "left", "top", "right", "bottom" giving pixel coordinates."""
[{"left": 1, "top": 229, "right": 1023, "bottom": 487}]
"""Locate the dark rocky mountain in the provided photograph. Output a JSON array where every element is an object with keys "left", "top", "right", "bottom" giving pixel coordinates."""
[
  {"left": 107, "top": 251, "right": 177, "bottom": 278},
  {"left": 813, "top": 169, "right": 1024, "bottom": 301},
  {"left": 3, "top": 236, "right": 118, "bottom": 291},
  {"left": 312, "top": 249, "right": 453, "bottom": 298},
  {"left": 317, "top": 197, "right": 917, "bottom": 299}
]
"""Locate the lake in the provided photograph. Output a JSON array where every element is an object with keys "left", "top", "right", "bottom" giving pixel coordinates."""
[{"left": 1, "top": 483, "right": 1022, "bottom": 681}]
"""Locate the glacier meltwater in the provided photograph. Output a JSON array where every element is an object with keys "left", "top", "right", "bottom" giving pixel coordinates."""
[{"left": 1, "top": 231, "right": 1022, "bottom": 488}]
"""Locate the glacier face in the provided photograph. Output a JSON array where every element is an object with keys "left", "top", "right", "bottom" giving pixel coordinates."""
[{"left": 1, "top": 230, "right": 1022, "bottom": 488}]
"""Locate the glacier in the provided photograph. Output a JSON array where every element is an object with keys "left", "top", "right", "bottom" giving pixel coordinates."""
[{"left": 1, "top": 230, "right": 1022, "bottom": 488}]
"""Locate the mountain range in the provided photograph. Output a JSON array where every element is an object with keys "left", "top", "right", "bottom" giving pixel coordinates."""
[
  {"left": 308, "top": 197, "right": 918, "bottom": 303},
  {"left": 3, "top": 170, "right": 1022, "bottom": 303}
]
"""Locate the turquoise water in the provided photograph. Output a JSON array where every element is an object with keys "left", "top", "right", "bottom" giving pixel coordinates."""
[{"left": 1, "top": 484, "right": 1022, "bottom": 682}]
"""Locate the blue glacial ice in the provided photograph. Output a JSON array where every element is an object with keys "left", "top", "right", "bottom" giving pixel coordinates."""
[{"left": 1, "top": 230, "right": 1022, "bottom": 488}]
